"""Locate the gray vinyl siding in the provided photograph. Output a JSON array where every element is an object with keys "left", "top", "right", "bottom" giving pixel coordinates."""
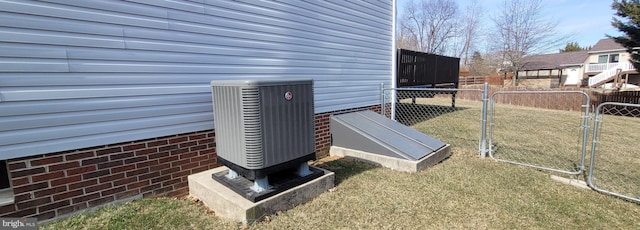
[{"left": 0, "top": 0, "right": 393, "bottom": 159}]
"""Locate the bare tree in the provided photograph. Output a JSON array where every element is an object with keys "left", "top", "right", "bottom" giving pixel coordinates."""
[
  {"left": 457, "top": 0, "right": 482, "bottom": 68},
  {"left": 400, "top": 0, "right": 459, "bottom": 54},
  {"left": 491, "top": 0, "right": 568, "bottom": 85},
  {"left": 396, "top": 23, "right": 418, "bottom": 51}
]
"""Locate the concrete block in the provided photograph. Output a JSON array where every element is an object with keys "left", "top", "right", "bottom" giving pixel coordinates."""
[
  {"left": 188, "top": 166, "right": 334, "bottom": 224},
  {"left": 550, "top": 175, "right": 590, "bottom": 190},
  {"left": 329, "top": 145, "right": 451, "bottom": 172}
]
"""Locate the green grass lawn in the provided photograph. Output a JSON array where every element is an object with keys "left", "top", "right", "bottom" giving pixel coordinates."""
[{"left": 43, "top": 98, "right": 640, "bottom": 229}]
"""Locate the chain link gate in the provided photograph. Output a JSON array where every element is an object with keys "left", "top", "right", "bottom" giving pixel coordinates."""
[
  {"left": 588, "top": 102, "right": 640, "bottom": 202},
  {"left": 380, "top": 86, "right": 488, "bottom": 155},
  {"left": 488, "top": 91, "right": 590, "bottom": 175}
]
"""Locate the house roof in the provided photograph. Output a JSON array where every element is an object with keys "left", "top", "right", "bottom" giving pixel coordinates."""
[
  {"left": 520, "top": 50, "right": 588, "bottom": 71},
  {"left": 590, "top": 38, "right": 625, "bottom": 53}
]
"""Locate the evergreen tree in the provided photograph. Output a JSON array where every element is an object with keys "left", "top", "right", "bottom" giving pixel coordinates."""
[
  {"left": 469, "top": 51, "right": 484, "bottom": 76},
  {"left": 559, "top": 42, "right": 585, "bottom": 52},
  {"left": 611, "top": 0, "right": 640, "bottom": 69}
]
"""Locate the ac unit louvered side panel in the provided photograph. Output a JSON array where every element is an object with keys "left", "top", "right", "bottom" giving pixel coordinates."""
[
  {"left": 241, "top": 87, "right": 264, "bottom": 169},
  {"left": 260, "top": 83, "right": 315, "bottom": 167},
  {"left": 212, "top": 86, "right": 248, "bottom": 167}
]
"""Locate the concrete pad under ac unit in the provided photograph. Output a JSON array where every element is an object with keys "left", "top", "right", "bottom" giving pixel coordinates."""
[
  {"left": 330, "top": 110, "right": 451, "bottom": 172},
  {"left": 188, "top": 166, "right": 334, "bottom": 224}
]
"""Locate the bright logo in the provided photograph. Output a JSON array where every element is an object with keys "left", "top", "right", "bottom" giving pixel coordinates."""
[{"left": 284, "top": 91, "right": 293, "bottom": 101}]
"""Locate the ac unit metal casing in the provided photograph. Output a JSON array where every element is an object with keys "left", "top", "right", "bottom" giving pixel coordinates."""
[{"left": 210, "top": 79, "right": 315, "bottom": 179}]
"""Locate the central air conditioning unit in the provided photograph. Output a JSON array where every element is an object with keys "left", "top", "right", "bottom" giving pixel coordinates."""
[{"left": 210, "top": 79, "right": 320, "bottom": 201}]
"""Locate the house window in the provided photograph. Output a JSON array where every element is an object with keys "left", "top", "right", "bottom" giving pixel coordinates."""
[
  {"left": 610, "top": 54, "right": 620, "bottom": 63},
  {"left": 598, "top": 54, "right": 620, "bottom": 64},
  {"left": 598, "top": 55, "right": 608, "bottom": 64}
]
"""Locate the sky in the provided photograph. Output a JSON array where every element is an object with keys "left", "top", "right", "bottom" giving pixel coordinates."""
[{"left": 396, "top": 0, "right": 623, "bottom": 53}]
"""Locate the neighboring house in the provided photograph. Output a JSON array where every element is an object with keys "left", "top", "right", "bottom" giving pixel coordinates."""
[
  {"left": 0, "top": 1, "right": 394, "bottom": 221},
  {"left": 518, "top": 50, "right": 589, "bottom": 87},
  {"left": 517, "top": 38, "right": 640, "bottom": 88},
  {"left": 585, "top": 38, "right": 639, "bottom": 88}
]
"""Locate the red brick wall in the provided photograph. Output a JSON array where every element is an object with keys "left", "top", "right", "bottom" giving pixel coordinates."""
[
  {"left": 0, "top": 105, "right": 380, "bottom": 221},
  {"left": 0, "top": 131, "right": 218, "bottom": 220}
]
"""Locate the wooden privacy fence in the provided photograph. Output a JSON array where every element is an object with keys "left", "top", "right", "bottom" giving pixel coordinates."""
[
  {"left": 590, "top": 90, "right": 640, "bottom": 116},
  {"left": 453, "top": 86, "right": 640, "bottom": 113},
  {"left": 396, "top": 49, "right": 459, "bottom": 88},
  {"left": 453, "top": 86, "right": 587, "bottom": 112},
  {"left": 591, "top": 90, "right": 640, "bottom": 105}
]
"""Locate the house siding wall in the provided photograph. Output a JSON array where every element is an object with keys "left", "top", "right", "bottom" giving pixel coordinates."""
[
  {"left": 0, "top": 0, "right": 393, "bottom": 160},
  {"left": 0, "top": 0, "right": 393, "bottom": 221},
  {"left": 586, "top": 51, "right": 629, "bottom": 64}
]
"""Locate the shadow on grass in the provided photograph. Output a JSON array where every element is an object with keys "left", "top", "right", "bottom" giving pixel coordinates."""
[
  {"left": 394, "top": 103, "right": 469, "bottom": 126},
  {"left": 312, "top": 158, "right": 379, "bottom": 185}
]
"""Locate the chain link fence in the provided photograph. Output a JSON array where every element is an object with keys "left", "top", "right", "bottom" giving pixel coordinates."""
[
  {"left": 588, "top": 102, "right": 640, "bottom": 202},
  {"left": 381, "top": 87, "right": 487, "bottom": 154},
  {"left": 488, "top": 91, "right": 590, "bottom": 175},
  {"left": 380, "top": 86, "right": 640, "bottom": 203}
]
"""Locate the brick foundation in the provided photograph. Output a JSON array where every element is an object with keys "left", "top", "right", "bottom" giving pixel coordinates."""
[
  {"left": 1, "top": 105, "right": 379, "bottom": 221},
  {"left": 1, "top": 131, "right": 218, "bottom": 220}
]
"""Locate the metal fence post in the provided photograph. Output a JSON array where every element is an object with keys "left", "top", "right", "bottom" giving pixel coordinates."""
[
  {"left": 587, "top": 106, "right": 602, "bottom": 188},
  {"left": 379, "top": 83, "right": 385, "bottom": 115},
  {"left": 479, "top": 82, "right": 489, "bottom": 158},
  {"left": 579, "top": 94, "right": 591, "bottom": 173}
]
